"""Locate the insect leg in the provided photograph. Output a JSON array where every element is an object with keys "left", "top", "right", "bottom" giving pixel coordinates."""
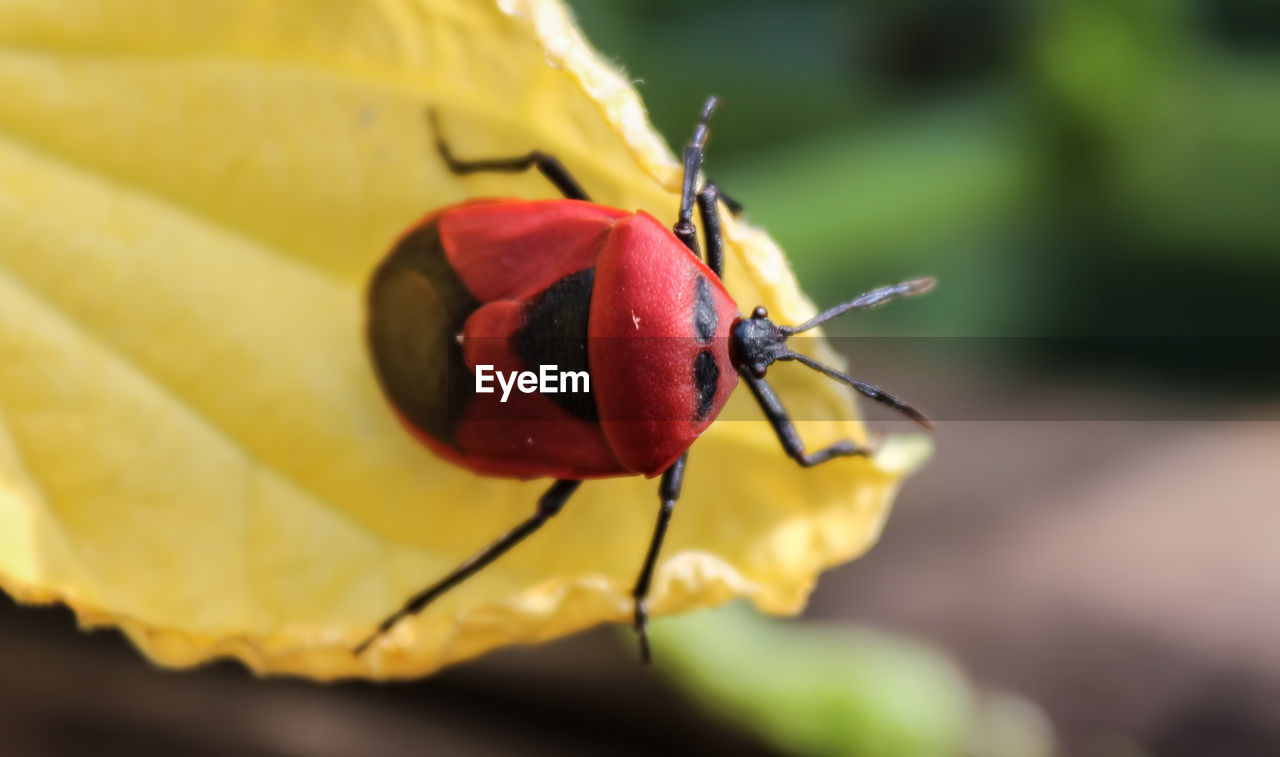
[
  {"left": 740, "top": 371, "right": 876, "bottom": 466},
  {"left": 673, "top": 96, "right": 719, "bottom": 256},
  {"left": 353, "top": 479, "right": 582, "bottom": 655},
  {"left": 710, "top": 183, "right": 744, "bottom": 217},
  {"left": 630, "top": 452, "right": 687, "bottom": 663},
  {"left": 696, "top": 184, "right": 725, "bottom": 278},
  {"left": 427, "top": 109, "right": 589, "bottom": 201}
]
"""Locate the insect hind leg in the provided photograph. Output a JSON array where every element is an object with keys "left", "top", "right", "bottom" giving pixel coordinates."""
[
  {"left": 353, "top": 478, "right": 582, "bottom": 655},
  {"left": 427, "top": 109, "right": 590, "bottom": 201}
]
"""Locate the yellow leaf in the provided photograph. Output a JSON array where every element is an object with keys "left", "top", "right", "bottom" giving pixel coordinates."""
[{"left": 0, "top": 0, "right": 930, "bottom": 678}]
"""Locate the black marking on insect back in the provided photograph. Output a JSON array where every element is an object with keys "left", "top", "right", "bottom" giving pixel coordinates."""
[
  {"left": 367, "top": 220, "right": 478, "bottom": 448},
  {"left": 694, "top": 275, "right": 717, "bottom": 343},
  {"left": 694, "top": 350, "right": 719, "bottom": 420},
  {"left": 513, "top": 268, "right": 599, "bottom": 422}
]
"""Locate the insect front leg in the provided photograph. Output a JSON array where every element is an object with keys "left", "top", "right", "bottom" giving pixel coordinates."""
[
  {"left": 673, "top": 97, "right": 719, "bottom": 256},
  {"left": 630, "top": 453, "right": 687, "bottom": 663},
  {"left": 696, "top": 183, "right": 725, "bottom": 278},
  {"left": 741, "top": 371, "right": 876, "bottom": 466},
  {"left": 674, "top": 98, "right": 741, "bottom": 278},
  {"left": 354, "top": 478, "right": 582, "bottom": 655},
  {"left": 427, "top": 109, "right": 590, "bottom": 201}
]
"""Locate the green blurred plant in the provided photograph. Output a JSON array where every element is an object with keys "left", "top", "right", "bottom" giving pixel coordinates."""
[
  {"left": 649, "top": 604, "right": 1055, "bottom": 757},
  {"left": 572, "top": 0, "right": 1280, "bottom": 372}
]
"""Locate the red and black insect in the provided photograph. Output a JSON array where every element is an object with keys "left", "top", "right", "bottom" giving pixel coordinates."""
[{"left": 357, "top": 98, "right": 933, "bottom": 660}]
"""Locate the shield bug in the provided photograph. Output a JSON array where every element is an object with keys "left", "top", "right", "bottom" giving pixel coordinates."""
[{"left": 358, "top": 98, "right": 933, "bottom": 661}]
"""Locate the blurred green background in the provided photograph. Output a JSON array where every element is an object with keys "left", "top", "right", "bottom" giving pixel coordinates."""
[
  {"left": 574, "top": 0, "right": 1280, "bottom": 388},
  {"left": 566, "top": 1, "right": 1280, "bottom": 755}
]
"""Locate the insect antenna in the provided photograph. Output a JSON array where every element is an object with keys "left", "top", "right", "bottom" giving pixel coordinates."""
[
  {"left": 782, "top": 350, "right": 932, "bottom": 429},
  {"left": 781, "top": 277, "right": 935, "bottom": 336}
]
